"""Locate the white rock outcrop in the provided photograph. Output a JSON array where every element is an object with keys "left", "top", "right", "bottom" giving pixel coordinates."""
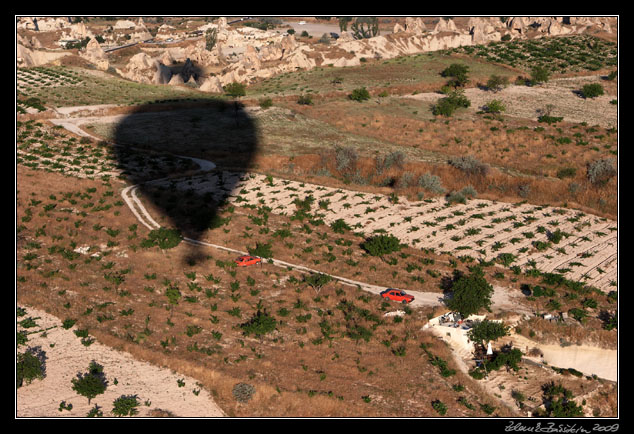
[{"left": 80, "top": 37, "right": 109, "bottom": 71}]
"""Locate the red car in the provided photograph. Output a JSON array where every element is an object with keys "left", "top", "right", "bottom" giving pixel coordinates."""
[
  {"left": 234, "top": 255, "right": 262, "bottom": 267},
  {"left": 380, "top": 288, "right": 414, "bottom": 304}
]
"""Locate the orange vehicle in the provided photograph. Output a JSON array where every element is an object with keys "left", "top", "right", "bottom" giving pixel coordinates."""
[
  {"left": 380, "top": 288, "right": 414, "bottom": 304},
  {"left": 234, "top": 255, "right": 262, "bottom": 267}
]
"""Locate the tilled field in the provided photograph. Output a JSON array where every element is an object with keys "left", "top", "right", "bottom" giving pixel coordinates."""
[{"left": 158, "top": 171, "right": 617, "bottom": 294}]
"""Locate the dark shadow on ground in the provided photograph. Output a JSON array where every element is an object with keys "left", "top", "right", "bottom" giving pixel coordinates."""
[{"left": 112, "top": 98, "right": 258, "bottom": 263}]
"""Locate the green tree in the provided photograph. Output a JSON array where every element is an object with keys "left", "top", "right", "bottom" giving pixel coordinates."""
[
  {"left": 224, "top": 82, "right": 246, "bottom": 98},
  {"left": 240, "top": 308, "right": 277, "bottom": 338},
  {"left": 17, "top": 349, "right": 45, "bottom": 387},
  {"left": 205, "top": 27, "right": 217, "bottom": 51},
  {"left": 338, "top": 17, "right": 352, "bottom": 32},
  {"left": 351, "top": 17, "right": 379, "bottom": 39},
  {"left": 467, "top": 319, "right": 510, "bottom": 353},
  {"left": 535, "top": 382, "right": 584, "bottom": 417},
  {"left": 486, "top": 74, "right": 508, "bottom": 92},
  {"left": 446, "top": 267, "right": 494, "bottom": 318},
  {"left": 303, "top": 273, "right": 333, "bottom": 293},
  {"left": 441, "top": 63, "right": 470, "bottom": 88},
  {"left": 530, "top": 66, "right": 550, "bottom": 85},
  {"left": 248, "top": 242, "right": 273, "bottom": 259},
  {"left": 348, "top": 87, "right": 371, "bottom": 102},
  {"left": 71, "top": 361, "right": 108, "bottom": 404},
  {"left": 580, "top": 83, "right": 604, "bottom": 99},
  {"left": 432, "top": 90, "right": 471, "bottom": 117},
  {"left": 140, "top": 227, "right": 182, "bottom": 250},
  {"left": 224, "top": 82, "right": 246, "bottom": 128}
]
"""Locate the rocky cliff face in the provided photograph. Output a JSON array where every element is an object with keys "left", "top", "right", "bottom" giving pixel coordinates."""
[{"left": 17, "top": 16, "right": 616, "bottom": 91}]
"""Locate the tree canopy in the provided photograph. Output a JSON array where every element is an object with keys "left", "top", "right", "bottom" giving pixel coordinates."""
[
  {"left": 71, "top": 361, "right": 108, "bottom": 404},
  {"left": 445, "top": 267, "right": 494, "bottom": 317},
  {"left": 467, "top": 319, "right": 509, "bottom": 349}
]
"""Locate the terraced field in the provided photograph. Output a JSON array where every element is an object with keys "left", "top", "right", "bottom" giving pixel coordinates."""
[{"left": 150, "top": 171, "right": 617, "bottom": 294}]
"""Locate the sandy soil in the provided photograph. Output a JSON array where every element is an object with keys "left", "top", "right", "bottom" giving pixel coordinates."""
[{"left": 17, "top": 306, "right": 225, "bottom": 418}]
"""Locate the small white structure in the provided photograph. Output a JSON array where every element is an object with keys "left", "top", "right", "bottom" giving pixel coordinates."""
[{"left": 59, "top": 38, "right": 80, "bottom": 48}]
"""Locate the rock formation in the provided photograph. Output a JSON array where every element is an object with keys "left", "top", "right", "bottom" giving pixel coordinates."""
[
  {"left": 404, "top": 17, "right": 426, "bottom": 34},
  {"left": 114, "top": 20, "right": 137, "bottom": 30},
  {"left": 80, "top": 37, "right": 109, "bottom": 71},
  {"left": 199, "top": 76, "right": 224, "bottom": 93},
  {"left": 433, "top": 18, "right": 458, "bottom": 33},
  {"left": 467, "top": 17, "right": 503, "bottom": 44},
  {"left": 116, "top": 52, "right": 161, "bottom": 84},
  {"left": 17, "top": 44, "right": 68, "bottom": 67},
  {"left": 19, "top": 16, "right": 615, "bottom": 95}
]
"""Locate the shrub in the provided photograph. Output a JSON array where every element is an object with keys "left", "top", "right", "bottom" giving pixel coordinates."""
[
  {"left": 165, "top": 282, "right": 181, "bottom": 305},
  {"left": 432, "top": 400, "right": 448, "bottom": 415},
  {"left": 385, "top": 151, "right": 406, "bottom": 168},
  {"left": 483, "top": 99, "right": 506, "bottom": 114},
  {"left": 417, "top": 173, "right": 445, "bottom": 194},
  {"left": 587, "top": 158, "right": 616, "bottom": 186},
  {"left": 432, "top": 90, "right": 471, "bottom": 116},
  {"left": 580, "top": 83, "right": 604, "bottom": 99},
  {"left": 460, "top": 185, "right": 477, "bottom": 199},
  {"left": 140, "top": 227, "right": 182, "bottom": 250},
  {"left": 248, "top": 242, "right": 273, "bottom": 259},
  {"left": 297, "top": 94, "right": 313, "bottom": 105},
  {"left": 258, "top": 97, "right": 273, "bottom": 109},
  {"left": 348, "top": 87, "right": 371, "bottom": 102},
  {"left": 536, "top": 103, "right": 562, "bottom": 124},
  {"left": 223, "top": 82, "right": 246, "bottom": 98},
  {"left": 568, "top": 308, "right": 588, "bottom": 323},
  {"left": 330, "top": 218, "right": 352, "bottom": 234},
  {"left": 240, "top": 309, "right": 277, "bottom": 337},
  {"left": 232, "top": 383, "right": 256, "bottom": 402},
  {"left": 535, "top": 382, "right": 584, "bottom": 417},
  {"left": 397, "top": 172, "right": 415, "bottom": 188},
  {"left": 556, "top": 167, "right": 577, "bottom": 179},
  {"left": 446, "top": 191, "right": 467, "bottom": 205},
  {"left": 334, "top": 145, "right": 359, "bottom": 175},
  {"left": 112, "top": 394, "right": 140, "bottom": 417},
  {"left": 448, "top": 155, "right": 489, "bottom": 177},
  {"left": 375, "top": 151, "right": 406, "bottom": 173},
  {"left": 361, "top": 234, "right": 402, "bottom": 257}
]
